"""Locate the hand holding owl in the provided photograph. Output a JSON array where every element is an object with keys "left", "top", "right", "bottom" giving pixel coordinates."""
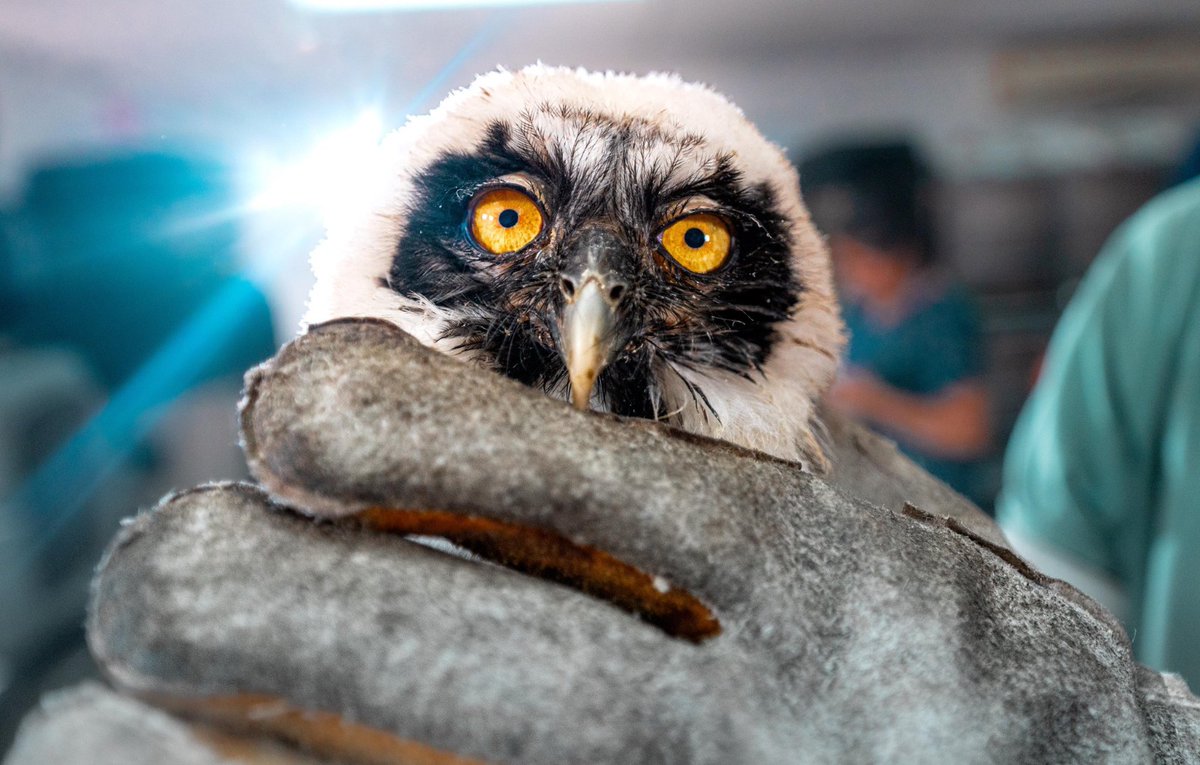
[{"left": 14, "top": 318, "right": 1177, "bottom": 764}]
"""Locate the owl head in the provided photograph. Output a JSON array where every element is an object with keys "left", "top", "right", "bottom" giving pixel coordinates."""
[{"left": 305, "top": 65, "right": 844, "bottom": 470}]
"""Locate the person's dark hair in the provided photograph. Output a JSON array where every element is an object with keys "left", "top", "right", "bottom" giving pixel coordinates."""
[{"left": 798, "top": 140, "right": 936, "bottom": 266}]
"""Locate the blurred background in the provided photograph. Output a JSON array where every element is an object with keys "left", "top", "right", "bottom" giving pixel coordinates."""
[{"left": 2, "top": 0, "right": 1200, "bottom": 749}]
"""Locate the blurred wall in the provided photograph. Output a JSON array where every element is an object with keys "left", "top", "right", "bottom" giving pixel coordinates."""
[{"left": 0, "top": 54, "right": 115, "bottom": 201}]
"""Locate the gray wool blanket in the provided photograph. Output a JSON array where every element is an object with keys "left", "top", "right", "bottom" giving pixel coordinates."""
[{"left": 9, "top": 318, "right": 1200, "bottom": 764}]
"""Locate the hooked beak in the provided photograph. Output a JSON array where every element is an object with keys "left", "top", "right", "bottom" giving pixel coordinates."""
[
  {"left": 556, "top": 224, "right": 632, "bottom": 411},
  {"left": 561, "top": 278, "right": 618, "bottom": 410}
]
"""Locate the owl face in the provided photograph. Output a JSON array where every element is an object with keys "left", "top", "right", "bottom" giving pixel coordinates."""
[
  {"left": 306, "top": 67, "right": 843, "bottom": 469},
  {"left": 387, "top": 111, "right": 798, "bottom": 420}
]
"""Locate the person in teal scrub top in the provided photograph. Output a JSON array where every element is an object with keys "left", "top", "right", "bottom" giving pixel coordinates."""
[
  {"left": 998, "top": 178, "right": 1200, "bottom": 691},
  {"left": 800, "top": 142, "right": 992, "bottom": 506}
]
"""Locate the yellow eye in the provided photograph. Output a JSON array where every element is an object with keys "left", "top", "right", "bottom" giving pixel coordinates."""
[
  {"left": 658, "top": 213, "right": 733, "bottom": 274},
  {"left": 468, "top": 187, "right": 544, "bottom": 255}
]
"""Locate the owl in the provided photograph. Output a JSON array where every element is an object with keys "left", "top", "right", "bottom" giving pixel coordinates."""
[{"left": 305, "top": 65, "right": 844, "bottom": 470}]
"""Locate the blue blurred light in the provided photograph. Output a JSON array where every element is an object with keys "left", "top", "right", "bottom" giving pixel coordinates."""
[{"left": 9, "top": 277, "right": 269, "bottom": 566}]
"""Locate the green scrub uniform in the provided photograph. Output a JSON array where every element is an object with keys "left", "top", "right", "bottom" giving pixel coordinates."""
[{"left": 998, "top": 179, "right": 1200, "bottom": 690}]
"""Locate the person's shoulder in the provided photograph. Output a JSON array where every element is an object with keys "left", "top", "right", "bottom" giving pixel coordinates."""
[
  {"left": 1078, "top": 179, "right": 1200, "bottom": 310},
  {"left": 1118, "top": 179, "right": 1200, "bottom": 266},
  {"left": 1137, "top": 177, "right": 1200, "bottom": 224}
]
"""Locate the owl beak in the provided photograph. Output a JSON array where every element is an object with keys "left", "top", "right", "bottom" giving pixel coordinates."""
[
  {"left": 561, "top": 277, "right": 618, "bottom": 410},
  {"left": 558, "top": 224, "right": 632, "bottom": 411}
]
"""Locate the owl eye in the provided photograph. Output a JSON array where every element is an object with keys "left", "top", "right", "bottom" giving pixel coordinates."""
[
  {"left": 658, "top": 213, "right": 733, "bottom": 274},
  {"left": 468, "top": 187, "right": 544, "bottom": 255}
]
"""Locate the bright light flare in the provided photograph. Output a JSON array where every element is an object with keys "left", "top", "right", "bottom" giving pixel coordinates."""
[{"left": 249, "top": 108, "right": 385, "bottom": 223}]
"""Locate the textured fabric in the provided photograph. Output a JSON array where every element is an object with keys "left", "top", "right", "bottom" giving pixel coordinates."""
[
  {"left": 841, "top": 277, "right": 987, "bottom": 500},
  {"left": 998, "top": 178, "right": 1200, "bottom": 691},
  {"left": 77, "top": 319, "right": 1200, "bottom": 764}
]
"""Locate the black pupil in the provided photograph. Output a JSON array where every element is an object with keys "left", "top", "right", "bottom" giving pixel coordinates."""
[
  {"left": 683, "top": 227, "right": 707, "bottom": 249},
  {"left": 498, "top": 209, "right": 519, "bottom": 228}
]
